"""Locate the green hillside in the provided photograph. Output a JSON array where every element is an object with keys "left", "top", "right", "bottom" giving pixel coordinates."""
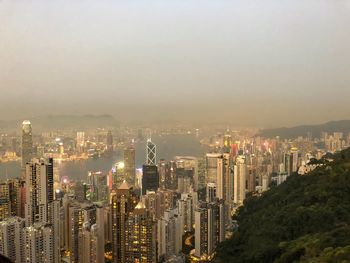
[{"left": 215, "top": 148, "right": 350, "bottom": 263}]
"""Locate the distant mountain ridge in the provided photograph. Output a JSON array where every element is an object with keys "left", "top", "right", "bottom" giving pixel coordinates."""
[
  {"left": 259, "top": 120, "right": 350, "bottom": 139},
  {"left": 0, "top": 114, "right": 118, "bottom": 131}
]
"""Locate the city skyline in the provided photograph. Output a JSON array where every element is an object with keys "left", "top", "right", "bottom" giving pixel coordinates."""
[
  {"left": 0, "top": 1, "right": 349, "bottom": 262},
  {"left": 0, "top": 118, "right": 349, "bottom": 262}
]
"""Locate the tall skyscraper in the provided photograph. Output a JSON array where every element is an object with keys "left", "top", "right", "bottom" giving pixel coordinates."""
[
  {"left": 157, "top": 209, "right": 182, "bottom": 261},
  {"left": 165, "top": 161, "right": 177, "bottom": 190},
  {"left": 23, "top": 158, "right": 60, "bottom": 263},
  {"left": 223, "top": 153, "right": 233, "bottom": 204},
  {"left": 205, "top": 153, "right": 231, "bottom": 205},
  {"left": 8, "top": 178, "right": 23, "bottom": 217},
  {"left": 177, "top": 192, "right": 198, "bottom": 233},
  {"left": 67, "top": 201, "right": 97, "bottom": 263},
  {"left": 21, "top": 120, "right": 33, "bottom": 168},
  {"left": 247, "top": 164, "right": 256, "bottom": 193},
  {"left": 24, "top": 158, "right": 54, "bottom": 226},
  {"left": 205, "top": 153, "right": 223, "bottom": 185},
  {"left": 124, "top": 146, "right": 136, "bottom": 186},
  {"left": 158, "top": 159, "right": 167, "bottom": 189},
  {"left": 110, "top": 181, "right": 138, "bottom": 263},
  {"left": 291, "top": 148, "right": 299, "bottom": 173},
  {"left": 125, "top": 202, "right": 156, "bottom": 263},
  {"left": 50, "top": 200, "right": 61, "bottom": 263},
  {"left": 234, "top": 156, "right": 246, "bottom": 205},
  {"left": 194, "top": 201, "right": 225, "bottom": 260},
  {"left": 78, "top": 222, "right": 103, "bottom": 263},
  {"left": 142, "top": 165, "right": 159, "bottom": 195},
  {"left": 216, "top": 156, "right": 225, "bottom": 200},
  {"left": 283, "top": 152, "right": 292, "bottom": 176},
  {"left": 146, "top": 139, "right": 156, "bottom": 165}
]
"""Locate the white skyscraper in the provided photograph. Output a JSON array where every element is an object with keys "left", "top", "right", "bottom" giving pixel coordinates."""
[
  {"left": 25, "top": 158, "right": 54, "bottom": 226},
  {"left": 0, "top": 217, "right": 25, "bottom": 263},
  {"left": 50, "top": 200, "right": 61, "bottom": 263},
  {"left": 78, "top": 222, "right": 102, "bottom": 263},
  {"left": 157, "top": 209, "right": 182, "bottom": 261},
  {"left": 291, "top": 148, "right": 299, "bottom": 173},
  {"left": 216, "top": 157, "right": 225, "bottom": 200},
  {"left": 234, "top": 156, "right": 246, "bottom": 205},
  {"left": 205, "top": 153, "right": 223, "bottom": 185},
  {"left": 177, "top": 192, "right": 198, "bottom": 233},
  {"left": 223, "top": 153, "right": 233, "bottom": 204},
  {"left": 146, "top": 139, "right": 157, "bottom": 165},
  {"left": 23, "top": 223, "right": 54, "bottom": 263},
  {"left": 24, "top": 158, "right": 60, "bottom": 263}
]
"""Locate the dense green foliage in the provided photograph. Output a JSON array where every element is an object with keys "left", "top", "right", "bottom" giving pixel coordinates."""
[{"left": 215, "top": 148, "right": 350, "bottom": 263}]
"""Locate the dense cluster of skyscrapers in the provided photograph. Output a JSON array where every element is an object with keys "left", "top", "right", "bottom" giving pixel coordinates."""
[{"left": 0, "top": 121, "right": 349, "bottom": 262}]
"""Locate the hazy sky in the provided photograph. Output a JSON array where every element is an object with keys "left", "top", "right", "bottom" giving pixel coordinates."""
[{"left": 1, "top": 0, "right": 349, "bottom": 127}]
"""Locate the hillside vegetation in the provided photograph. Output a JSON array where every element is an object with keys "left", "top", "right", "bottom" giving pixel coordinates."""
[{"left": 215, "top": 148, "right": 350, "bottom": 262}]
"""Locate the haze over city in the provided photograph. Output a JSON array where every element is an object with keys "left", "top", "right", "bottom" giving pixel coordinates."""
[{"left": 1, "top": 0, "right": 350, "bottom": 127}]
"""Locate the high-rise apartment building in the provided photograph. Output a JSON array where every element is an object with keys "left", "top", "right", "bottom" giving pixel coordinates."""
[
  {"left": 24, "top": 158, "right": 54, "bottom": 226},
  {"left": 78, "top": 222, "right": 103, "bottom": 263},
  {"left": 158, "top": 159, "right": 167, "bottom": 189},
  {"left": 165, "top": 161, "right": 177, "bottom": 190},
  {"left": 194, "top": 201, "right": 225, "bottom": 260},
  {"left": 67, "top": 201, "right": 97, "bottom": 263},
  {"left": 177, "top": 192, "right": 198, "bottom": 233},
  {"left": 23, "top": 223, "right": 54, "bottom": 263},
  {"left": 205, "top": 153, "right": 223, "bottom": 185},
  {"left": 205, "top": 153, "right": 232, "bottom": 205},
  {"left": 0, "top": 183, "right": 10, "bottom": 220},
  {"left": 110, "top": 181, "right": 138, "bottom": 263},
  {"left": 157, "top": 209, "right": 182, "bottom": 261},
  {"left": 8, "top": 178, "right": 25, "bottom": 217},
  {"left": 234, "top": 155, "right": 246, "bottom": 205},
  {"left": 0, "top": 217, "right": 25, "bottom": 263},
  {"left": 125, "top": 202, "right": 156, "bottom": 263}
]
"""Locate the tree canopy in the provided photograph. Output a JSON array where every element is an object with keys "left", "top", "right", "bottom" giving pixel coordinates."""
[{"left": 215, "top": 148, "right": 350, "bottom": 263}]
